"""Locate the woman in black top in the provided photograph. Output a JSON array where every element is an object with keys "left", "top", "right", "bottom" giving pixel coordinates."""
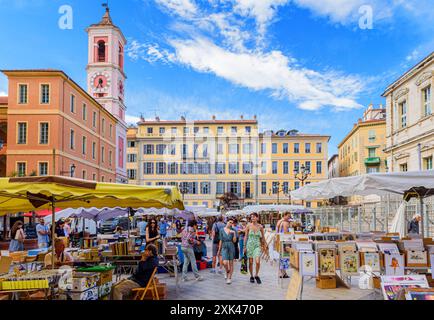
[
  {"left": 145, "top": 219, "right": 160, "bottom": 245},
  {"left": 55, "top": 220, "right": 66, "bottom": 237}
]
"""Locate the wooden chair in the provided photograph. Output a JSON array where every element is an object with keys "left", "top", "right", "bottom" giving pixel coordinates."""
[{"left": 131, "top": 268, "right": 159, "bottom": 301}]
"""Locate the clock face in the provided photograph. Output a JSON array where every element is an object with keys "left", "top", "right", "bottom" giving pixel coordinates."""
[{"left": 90, "top": 72, "right": 111, "bottom": 93}]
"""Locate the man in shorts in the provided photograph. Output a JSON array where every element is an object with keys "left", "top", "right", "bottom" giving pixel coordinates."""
[{"left": 211, "top": 216, "right": 225, "bottom": 274}]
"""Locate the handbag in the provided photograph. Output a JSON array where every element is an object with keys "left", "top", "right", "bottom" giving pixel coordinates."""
[{"left": 240, "top": 256, "right": 248, "bottom": 274}]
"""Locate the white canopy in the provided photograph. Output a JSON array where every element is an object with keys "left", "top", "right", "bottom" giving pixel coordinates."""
[
  {"left": 242, "top": 204, "right": 305, "bottom": 214},
  {"left": 290, "top": 171, "right": 434, "bottom": 201},
  {"left": 225, "top": 210, "right": 245, "bottom": 217}
]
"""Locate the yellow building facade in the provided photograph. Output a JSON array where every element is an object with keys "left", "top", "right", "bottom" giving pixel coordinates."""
[
  {"left": 338, "top": 106, "right": 387, "bottom": 177},
  {"left": 127, "top": 117, "right": 329, "bottom": 208}
]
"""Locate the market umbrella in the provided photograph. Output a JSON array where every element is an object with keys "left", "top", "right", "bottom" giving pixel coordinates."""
[{"left": 0, "top": 176, "right": 184, "bottom": 268}]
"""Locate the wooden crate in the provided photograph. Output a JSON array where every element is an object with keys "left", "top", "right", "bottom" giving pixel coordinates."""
[
  {"left": 316, "top": 276, "right": 336, "bottom": 289},
  {"left": 373, "top": 276, "right": 381, "bottom": 289}
]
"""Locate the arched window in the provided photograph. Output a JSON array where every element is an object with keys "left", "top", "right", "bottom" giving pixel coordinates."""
[{"left": 98, "top": 41, "right": 106, "bottom": 62}]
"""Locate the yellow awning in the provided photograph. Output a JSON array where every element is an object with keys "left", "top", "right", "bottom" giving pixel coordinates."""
[{"left": 0, "top": 176, "right": 184, "bottom": 216}]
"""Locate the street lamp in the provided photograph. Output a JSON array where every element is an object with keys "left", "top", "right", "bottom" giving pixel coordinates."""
[
  {"left": 269, "top": 182, "right": 291, "bottom": 205},
  {"left": 60, "top": 164, "right": 76, "bottom": 177},
  {"left": 294, "top": 164, "right": 311, "bottom": 206},
  {"left": 178, "top": 183, "right": 188, "bottom": 201}
]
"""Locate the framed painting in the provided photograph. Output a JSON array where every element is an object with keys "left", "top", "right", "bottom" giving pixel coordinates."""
[
  {"left": 361, "top": 252, "right": 381, "bottom": 273},
  {"left": 406, "top": 250, "right": 428, "bottom": 267},
  {"left": 281, "top": 241, "right": 292, "bottom": 258},
  {"left": 340, "top": 252, "right": 359, "bottom": 276},
  {"left": 299, "top": 252, "right": 317, "bottom": 277},
  {"left": 384, "top": 254, "right": 405, "bottom": 276},
  {"left": 381, "top": 275, "right": 429, "bottom": 300},
  {"left": 318, "top": 248, "right": 336, "bottom": 276},
  {"left": 378, "top": 243, "right": 400, "bottom": 255}
]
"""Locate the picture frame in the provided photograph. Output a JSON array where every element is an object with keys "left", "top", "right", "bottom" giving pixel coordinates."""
[
  {"left": 384, "top": 254, "right": 405, "bottom": 276},
  {"left": 340, "top": 251, "right": 359, "bottom": 276},
  {"left": 281, "top": 241, "right": 292, "bottom": 258},
  {"left": 356, "top": 241, "right": 378, "bottom": 253},
  {"left": 405, "top": 288, "right": 434, "bottom": 301},
  {"left": 318, "top": 248, "right": 336, "bottom": 276},
  {"left": 377, "top": 243, "right": 400, "bottom": 255},
  {"left": 406, "top": 250, "right": 428, "bottom": 267},
  {"left": 299, "top": 252, "right": 317, "bottom": 277},
  {"left": 381, "top": 275, "right": 429, "bottom": 300},
  {"left": 337, "top": 241, "right": 356, "bottom": 254},
  {"left": 361, "top": 252, "right": 381, "bottom": 273}
]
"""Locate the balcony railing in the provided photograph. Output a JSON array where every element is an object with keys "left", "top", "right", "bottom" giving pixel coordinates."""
[{"left": 364, "top": 157, "right": 381, "bottom": 165}]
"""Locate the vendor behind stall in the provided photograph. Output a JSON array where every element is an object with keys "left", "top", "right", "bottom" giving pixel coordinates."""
[
  {"left": 112, "top": 244, "right": 159, "bottom": 300},
  {"left": 44, "top": 238, "right": 74, "bottom": 268}
]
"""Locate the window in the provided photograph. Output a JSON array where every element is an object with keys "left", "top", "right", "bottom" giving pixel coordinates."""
[
  {"left": 17, "top": 162, "right": 26, "bottom": 177},
  {"left": 245, "top": 182, "right": 251, "bottom": 198},
  {"left": 422, "top": 85, "right": 432, "bottom": 116},
  {"left": 128, "top": 141, "right": 136, "bottom": 148},
  {"left": 97, "top": 40, "right": 106, "bottom": 62},
  {"left": 127, "top": 169, "right": 137, "bottom": 180},
  {"left": 245, "top": 126, "right": 251, "bottom": 134},
  {"left": 283, "top": 182, "right": 289, "bottom": 194},
  {"left": 201, "top": 182, "right": 210, "bottom": 195},
  {"left": 294, "top": 143, "right": 300, "bottom": 153},
  {"left": 193, "top": 127, "right": 199, "bottom": 135},
  {"left": 144, "top": 162, "right": 154, "bottom": 175},
  {"left": 70, "top": 129, "right": 75, "bottom": 149},
  {"left": 193, "top": 144, "right": 199, "bottom": 158},
  {"left": 305, "top": 143, "right": 311, "bottom": 153},
  {"left": 283, "top": 161, "right": 289, "bottom": 174},
  {"left": 156, "top": 162, "right": 166, "bottom": 174},
  {"left": 229, "top": 162, "right": 239, "bottom": 174},
  {"left": 316, "top": 161, "right": 322, "bottom": 174},
  {"left": 217, "top": 144, "right": 224, "bottom": 155},
  {"left": 156, "top": 144, "right": 166, "bottom": 155},
  {"left": 202, "top": 144, "right": 208, "bottom": 157},
  {"left": 182, "top": 144, "right": 188, "bottom": 157},
  {"left": 39, "top": 162, "right": 48, "bottom": 176},
  {"left": 217, "top": 182, "right": 225, "bottom": 194},
  {"left": 41, "top": 84, "right": 50, "bottom": 104},
  {"left": 92, "top": 173, "right": 97, "bottom": 181},
  {"left": 183, "top": 127, "right": 189, "bottom": 135},
  {"left": 272, "top": 182, "right": 279, "bottom": 194},
  {"left": 261, "top": 161, "right": 267, "bottom": 174},
  {"left": 400, "top": 163, "right": 408, "bottom": 172},
  {"left": 109, "top": 124, "right": 112, "bottom": 137},
  {"left": 261, "top": 143, "right": 266, "bottom": 154},
  {"left": 168, "top": 163, "right": 178, "bottom": 174},
  {"left": 272, "top": 143, "right": 278, "bottom": 154},
  {"left": 399, "top": 100, "right": 407, "bottom": 128},
  {"left": 82, "top": 104, "right": 87, "bottom": 121},
  {"left": 231, "top": 126, "right": 237, "bottom": 134},
  {"left": 203, "top": 127, "right": 209, "bottom": 134},
  {"left": 294, "top": 181, "right": 300, "bottom": 190},
  {"left": 101, "top": 118, "right": 105, "bottom": 134},
  {"left": 216, "top": 163, "right": 225, "bottom": 174},
  {"left": 109, "top": 150, "right": 112, "bottom": 166},
  {"left": 228, "top": 182, "right": 240, "bottom": 195},
  {"left": 169, "top": 144, "right": 176, "bottom": 155},
  {"left": 70, "top": 94, "right": 75, "bottom": 113},
  {"left": 127, "top": 154, "right": 137, "bottom": 163},
  {"left": 316, "top": 143, "right": 322, "bottom": 153},
  {"left": 217, "top": 127, "right": 224, "bottom": 135},
  {"left": 101, "top": 146, "right": 105, "bottom": 163},
  {"left": 92, "top": 111, "right": 97, "bottom": 127},
  {"left": 368, "top": 148, "right": 376, "bottom": 158},
  {"left": 39, "top": 122, "right": 49, "bottom": 145},
  {"left": 305, "top": 161, "right": 311, "bottom": 172},
  {"left": 272, "top": 161, "right": 278, "bottom": 174},
  {"left": 18, "top": 84, "right": 28, "bottom": 104},
  {"left": 159, "top": 127, "right": 165, "bottom": 135},
  {"left": 92, "top": 142, "right": 96, "bottom": 159},
  {"left": 147, "top": 127, "right": 153, "bottom": 134},
  {"left": 229, "top": 144, "right": 239, "bottom": 154},
  {"left": 368, "top": 130, "right": 376, "bottom": 142},
  {"left": 243, "top": 162, "right": 253, "bottom": 174},
  {"left": 424, "top": 156, "right": 433, "bottom": 170},
  {"left": 243, "top": 143, "right": 252, "bottom": 154},
  {"left": 283, "top": 143, "right": 288, "bottom": 154},
  {"left": 367, "top": 167, "right": 379, "bottom": 173},
  {"left": 294, "top": 161, "right": 300, "bottom": 172},
  {"left": 82, "top": 136, "right": 87, "bottom": 155},
  {"left": 17, "top": 122, "right": 27, "bottom": 144},
  {"left": 82, "top": 170, "right": 87, "bottom": 180},
  {"left": 144, "top": 145, "right": 154, "bottom": 155},
  {"left": 261, "top": 182, "right": 267, "bottom": 194}
]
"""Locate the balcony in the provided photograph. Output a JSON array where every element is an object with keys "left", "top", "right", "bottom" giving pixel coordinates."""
[{"left": 364, "top": 157, "right": 381, "bottom": 165}]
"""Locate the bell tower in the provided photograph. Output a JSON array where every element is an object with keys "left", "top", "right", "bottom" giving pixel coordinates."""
[{"left": 86, "top": 5, "right": 127, "bottom": 183}]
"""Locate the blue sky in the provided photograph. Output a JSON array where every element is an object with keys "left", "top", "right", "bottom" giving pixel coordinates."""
[{"left": 1, "top": 0, "right": 434, "bottom": 156}]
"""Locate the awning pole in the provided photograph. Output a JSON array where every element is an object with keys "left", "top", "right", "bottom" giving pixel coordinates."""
[
  {"left": 51, "top": 201, "right": 56, "bottom": 269},
  {"left": 420, "top": 197, "right": 425, "bottom": 238}
]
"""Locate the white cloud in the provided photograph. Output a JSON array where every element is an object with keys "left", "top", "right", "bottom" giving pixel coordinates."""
[
  {"left": 406, "top": 49, "right": 420, "bottom": 62},
  {"left": 154, "top": 0, "right": 198, "bottom": 19},
  {"left": 0, "top": 92, "right": 6, "bottom": 97},
  {"left": 125, "top": 114, "right": 141, "bottom": 125},
  {"left": 168, "top": 36, "right": 364, "bottom": 110},
  {"left": 127, "top": 40, "right": 176, "bottom": 64}
]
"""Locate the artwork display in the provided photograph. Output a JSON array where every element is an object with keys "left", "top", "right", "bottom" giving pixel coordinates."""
[
  {"left": 402, "top": 239, "right": 424, "bottom": 251},
  {"left": 381, "top": 275, "right": 429, "bottom": 300},
  {"left": 405, "top": 289, "right": 434, "bottom": 301},
  {"left": 361, "top": 252, "right": 381, "bottom": 273},
  {"left": 340, "top": 252, "right": 359, "bottom": 276},
  {"left": 378, "top": 243, "right": 400, "bottom": 254},
  {"left": 356, "top": 241, "right": 378, "bottom": 253},
  {"left": 337, "top": 242, "right": 356, "bottom": 253},
  {"left": 384, "top": 254, "right": 405, "bottom": 276},
  {"left": 431, "top": 254, "right": 434, "bottom": 276},
  {"left": 294, "top": 242, "right": 313, "bottom": 252},
  {"left": 406, "top": 250, "right": 428, "bottom": 267},
  {"left": 299, "top": 252, "right": 317, "bottom": 277},
  {"left": 318, "top": 249, "right": 336, "bottom": 276}
]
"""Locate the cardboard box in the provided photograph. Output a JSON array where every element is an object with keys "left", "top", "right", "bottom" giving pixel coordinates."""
[
  {"left": 63, "top": 287, "right": 99, "bottom": 300},
  {"left": 316, "top": 276, "right": 337, "bottom": 289},
  {"left": 72, "top": 272, "right": 99, "bottom": 292},
  {"left": 98, "top": 281, "right": 113, "bottom": 298},
  {"left": 97, "top": 270, "right": 113, "bottom": 286}
]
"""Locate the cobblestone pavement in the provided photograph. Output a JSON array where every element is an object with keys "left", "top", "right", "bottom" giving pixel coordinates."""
[{"left": 157, "top": 241, "right": 381, "bottom": 300}]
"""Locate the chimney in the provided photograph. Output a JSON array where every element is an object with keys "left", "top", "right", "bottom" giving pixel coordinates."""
[
  {"left": 155, "top": 116, "right": 160, "bottom": 122},
  {"left": 181, "top": 116, "right": 186, "bottom": 121},
  {"left": 240, "top": 115, "right": 244, "bottom": 120},
  {"left": 212, "top": 115, "right": 216, "bottom": 120},
  {"left": 140, "top": 114, "right": 145, "bottom": 122},
  {"left": 253, "top": 115, "right": 257, "bottom": 120}
]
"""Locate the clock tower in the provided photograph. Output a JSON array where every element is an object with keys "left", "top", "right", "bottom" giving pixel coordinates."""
[{"left": 86, "top": 6, "right": 127, "bottom": 183}]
